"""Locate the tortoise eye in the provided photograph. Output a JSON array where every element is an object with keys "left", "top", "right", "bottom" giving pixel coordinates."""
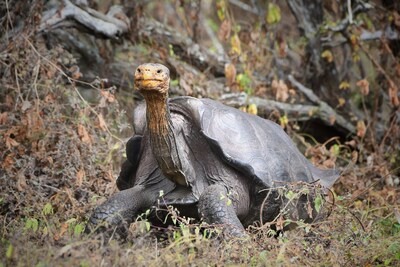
[
  {"left": 137, "top": 68, "right": 141, "bottom": 73},
  {"left": 157, "top": 69, "right": 162, "bottom": 74}
]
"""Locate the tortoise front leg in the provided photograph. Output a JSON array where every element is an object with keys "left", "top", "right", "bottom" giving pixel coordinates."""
[
  {"left": 87, "top": 185, "right": 154, "bottom": 234},
  {"left": 198, "top": 184, "right": 247, "bottom": 237}
]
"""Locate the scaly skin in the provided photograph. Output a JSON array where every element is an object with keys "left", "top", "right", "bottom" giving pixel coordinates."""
[
  {"left": 87, "top": 185, "right": 155, "bottom": 234},
  {"left": 198, "top": 184, "right": 246, "bottom": 237}
]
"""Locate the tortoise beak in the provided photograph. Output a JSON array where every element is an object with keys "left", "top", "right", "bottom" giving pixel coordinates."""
[{"left": 136, "top": 72, "right": 162, "bottom": 89}]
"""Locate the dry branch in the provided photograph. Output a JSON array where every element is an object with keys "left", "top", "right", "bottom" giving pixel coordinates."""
[
  {"left": 220, "top": 90, "right": 355, "bottom": 133},
  {"left": 39, "top": 0, "right": 129, "bottom": 39}
]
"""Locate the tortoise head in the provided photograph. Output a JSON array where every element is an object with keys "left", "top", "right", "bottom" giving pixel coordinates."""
[{"left": 134, "top": 63, "right": 170, "bottom": 94}]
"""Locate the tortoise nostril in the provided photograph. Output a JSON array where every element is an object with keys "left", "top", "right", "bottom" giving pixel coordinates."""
[{"left": 157, "top": 69, "right": 162, "bottom": 74}]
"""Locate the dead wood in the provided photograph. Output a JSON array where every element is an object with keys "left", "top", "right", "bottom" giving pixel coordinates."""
[
  {"left": 39, "top": 0, "right": 130, "bottom": 39},
  {"left": 219, "top": 91, "right": 354, "bottom": 134}
]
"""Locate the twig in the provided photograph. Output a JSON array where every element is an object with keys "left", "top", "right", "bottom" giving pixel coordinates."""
[
  {"left": 32, "top": 59, "right": 44, "bottom": 124},
  {"left": 379, "top": 114, "right": 398, "bottom": 152},
  {"left": 5, "top": 0, "right": 13, "bottom": 33},
  {"left": 347, "top": 0, "right": 353, "bottom": 25},
  {"left": 288, "top": 75, "right": 320, "bottom": 104}
]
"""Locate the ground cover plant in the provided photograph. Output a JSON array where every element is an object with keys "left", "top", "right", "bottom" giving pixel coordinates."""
[{"left": 1, "top": 1, "right": 399, "bottom": 266}]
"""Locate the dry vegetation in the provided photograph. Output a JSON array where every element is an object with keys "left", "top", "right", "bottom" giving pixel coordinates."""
[{"left": 1, "top": 1, "right": 400, "bottom": 266}]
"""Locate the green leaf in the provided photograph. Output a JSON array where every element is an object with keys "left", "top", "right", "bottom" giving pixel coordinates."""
[
  {"left": 42, "top": 203, "right": 53, "bottom": 216},
  {"left": 285, "top": 190, "right": 296, "bottom": 200},
  {"left": 80, "top": 260, "right": 90, "bottom": 267},
  {"left": 195, "top": 226, "right": 200, "bottom": 236},
  {"left": 168, "top": 44, "right": 175, "bottom": 57},
  {"left": 284, "top": 219, "right": 292, "bottom": 227},
  {"left": 314, "top": 194, "right": 323, "bottom": 213},
  {"left": 145, "top": 221, "right": 151, "bottom": 232},
  {"left": 6, "top": 243, "right": 13, "bottom": 259},
  {"left": 236, "top": 73, "right": 252, "bottom": 93},
  {"left": 111, "top": 142, "right": 120, "bottom": 151},
  {"left": 259, "top": 250, "right": 268, "bottom": 262},
  {"left": 279, "top": 115, "right": 289, "bottom": 128},
  {"left": 216, "top": 0, "right": 226, "bottom": 21},
  {"left": 25, "top": 218, "right": 39, "bottom": 233},
  {"left": 74, "top": 223, "right": 85, "bottom": 237},
  {"left": 173, "top": 231, "right": 181, "bottom": 240},
  {"left": 159, "top": 190, "right": 164, "bottom": 197},
  {"left": 336, "top": 195, "right": 344, "bottom": 201},
  {"left": 266, "top": 3, "right": 281, "bottom": 25},
  {"left": 42, "top": 226, "right": 48, "bottom": 236},
  {"left": 171, "top": 79, "right": 179, "bottom": 86},
  {"left": 331, "top": 144, "right": 340, "bottom": 156},
  {"left": 65, "top": 218, "right": 77, "bottom": 224},
  {"left": 207, "top": 19, "right": 219, "bottom": 32}
]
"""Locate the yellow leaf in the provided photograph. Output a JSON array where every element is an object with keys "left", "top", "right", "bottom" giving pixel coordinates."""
[
  {"left": 279, "top": 115, "right": 288, "bottom": 128},
  {"left": 338, "top": 98, "right": 346, "bottom": 107},
  {"left": 321, "top": 50, "right": 333, "bottom": 63},
  {"left": 247, "top": 104, "right": 258, "bottom": 115},
  {"left": 266, "top": 3, "right": 281, "bottom": 25},
  {"left": 230, "top": 34, "right": 241, "bottom": 56},
  {"left": 339, "top": 81, "right": 350, "bottom": 90},
  {"left": 216, "top": 0, "right": 226, "bottom": 21},
  {"left": 350, "top": 34, "right": 358, "bottom": 46},
  {"left": 353, "top": 53, "right": 361, "bottom": 62}
]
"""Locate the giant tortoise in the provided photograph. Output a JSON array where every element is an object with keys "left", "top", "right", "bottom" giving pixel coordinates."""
[{"left": 88, "top": 63, "right": 339, "bottom": 236}]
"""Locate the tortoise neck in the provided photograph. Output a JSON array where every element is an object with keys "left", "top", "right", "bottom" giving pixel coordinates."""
[
  {"left": 143, "top": 92, "right": 187, "bottom": 186},
  {"left": 143, "top": 93, "right": 170, "bottom": 135}
]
